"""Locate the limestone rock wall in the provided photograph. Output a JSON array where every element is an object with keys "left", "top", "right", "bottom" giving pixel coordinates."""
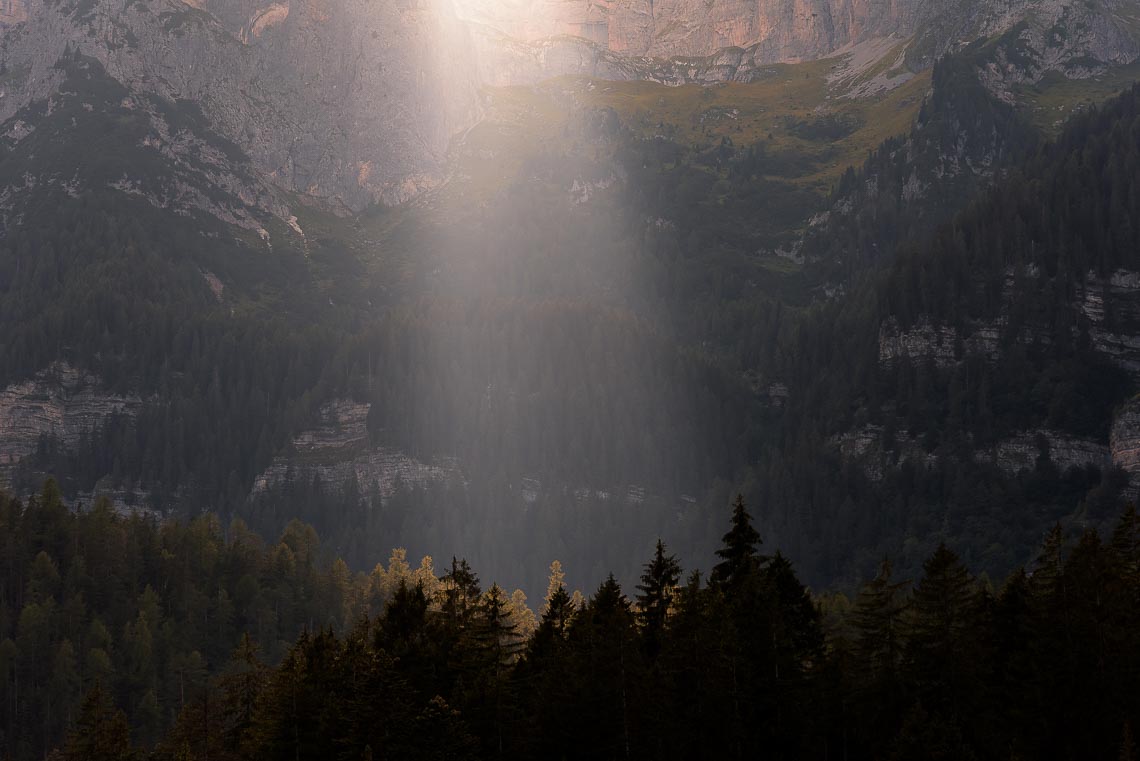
[
  {"left": 461, "top": 0, "right": 1140, "bottom": 79},
  {"left": 861, "top": 267, "right": 1140, "bottom": 487},
  {"left": 1111, "top": 399, "right": 1140, "bottom": 476},
  {"left": 834, "top": 425, "right": 935, "bottom": 482},
  {"left": 878, "top": 269, "right": 1140, "bottom": 382},
  {"left": 0, "top": 363, "right": 142, "bottom": 488},
  {"left": 0, "top": 0, "right": 485, "bottom": 210},
  {"left": 1, "top": 0, "right": 1136, "bottom": 209},
  {"left": 987, "top": 431, "right": 1109, "bottom": 474},
  {"left": 458, "top": 0, "right": 928, "bottom": 59},
  {"left": 1076, "top": 269, "right": 1140, "bottom": 376},
  {"left": 878, "top": 316, "right": 959, "bottom": 367},
  {"left": 0, "top": 0, "right": 26, "bottom": 26},
  {"left": 835, "top": 425, "right": 1113, "bottom": 482},
  {"left": 251, "top": 399, "right": 464, "bottom": 503}
]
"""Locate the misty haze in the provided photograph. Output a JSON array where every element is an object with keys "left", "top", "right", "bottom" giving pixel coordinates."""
[{"left": 0, "top": 0, "right": 1139, "bottom": 758}]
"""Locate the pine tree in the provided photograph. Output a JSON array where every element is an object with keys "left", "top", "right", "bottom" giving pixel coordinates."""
[
  {"left": 852, "top": 559, "right": 909, "bottom": 688},
  {"left": 440, "top": 558, "right": 481, "bottom": 633},
  {"left": 711, "top": 495, "right": 764, "bottom": 586},
  {"left": 475, "top": 584, "right": 523, "bottom": 676},
  {"left": 63, "top": 683, "right": 135, "bottom": 761},
  {"left": 540, "top": 560, "right": 566, "bottom": 618},
  {"left": 991, "top": 568, "right": 1035, "bottom": 752},
  {"left": 906, "top": 544, "right": 980, "bottom": 721},
  {"left": 218, "top": 633, "right": 266, "bottom": 754},
  {"left": 414, "top": 696, "right": 479, "bottom": 761},
  {"left": 518, "top": 580, "right": 577, "bottom": 761},
  {"left": 1109, "top": 504, "right": 1140, "bottom": 591},
  {"left": 464, "top": 584, "right": 522, "bottom": 760},
  {"left": 378, "top": 578, "right": 430, "bottom": 655},
  {"left": 636, "top": 539, "right": 681, "bottom": 660},
  {"left": 571, "top": 575, "right": 644, "bottom": 759},
  {"left": 765, "top": 552, "right": 823, "bottom": 681},
  {"left": 531, "top": 585, "right": 572, "bottom": 655}
]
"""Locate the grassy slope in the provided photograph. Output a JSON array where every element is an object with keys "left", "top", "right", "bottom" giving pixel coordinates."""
[
  {"left": 1016, "top": 59, "right": 1140, "bottom": 133},
  {"left": 482, "top": 59, "right": 932, "bottom": 194}
]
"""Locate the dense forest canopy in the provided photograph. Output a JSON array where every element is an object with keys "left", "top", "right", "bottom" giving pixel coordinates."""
[{"left": 2, "top": 481, "right": 1137, "bottom": 760}]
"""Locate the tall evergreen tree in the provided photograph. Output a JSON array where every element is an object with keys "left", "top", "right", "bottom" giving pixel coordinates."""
[
  {"left": 711, "top": 495, "right": 763, "bottom": 586},
  {"left": 636, "top": 540, "right": 681, "bottom": 660},
  {"left": 905, "top": 545, "right": 982, "bottom": 729},
  {"left": 852, "top": 559, "right": 909, "bottom": 685},
  {"left": 63, "top": 683, "right": 135, "bottom": 761},
  {"left": 218, "top": 633, "right": 266, "bottom": 755},
  {"left": 571, "top": 575, "right": 642, "bottom": 760},
  {"left": 441, "top": 558, "right": 481, "bottom": 634}
]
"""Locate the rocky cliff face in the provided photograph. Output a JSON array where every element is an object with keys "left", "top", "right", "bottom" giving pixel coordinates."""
[
  {"left": 0, "top": 363, "right": 141, "bottom": 489},
  {"left": 252, "top": 399, "right": 464, "bottom": 504},
  {"left": 1111, "top": 399, "right": 1140, "bottom": 478},
  {"left": 0, "top": 0, "right": 1135, "bottom": 212},
  {"left": 458, "top": 0, "right": 929, "bottom": 59},
  {"left": 0, "top": 0, "right": 25, "bottom": 26},
  {"left": 461, "top": 0, "right": 1140, "bottom": 84},
  {"left": 877, "top": 268, "right": 1140, "bottom": 381},
  {"left": 841, "top": 266, "right": 1140, "bottom": 487},
  {"left": 0, "top": 0, "right": 484, "bottom": 210},
  {"left": 835, "top": 424, "right": 1113, "bottom": 482}
]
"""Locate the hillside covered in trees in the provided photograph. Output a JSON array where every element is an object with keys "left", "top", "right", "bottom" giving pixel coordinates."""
[
  {"left": 745, "top": 78, "right": 1140, "bottom": 587},
  {"left": 2, "top": 482, "right": 1138, "bottom": 760},
  {"left": 7, "top": 42, "right": 1140, "bottom": 598}
]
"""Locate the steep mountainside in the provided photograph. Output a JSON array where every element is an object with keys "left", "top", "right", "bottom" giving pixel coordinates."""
[
  {"left": 757, "top": 83, "right": 1140, "bottom": 585},
  {"left": 0, "top": 0, "right": 1136, "bottom": 212},
  {"left": 462, "top": 0, "right": 1140, "bottom": 86},
  {"left": 0, "top": 0, "right": 483, "bottom": 209},
  {"left": 2, "top": 0, "right": 1140, "bottom": 596}
]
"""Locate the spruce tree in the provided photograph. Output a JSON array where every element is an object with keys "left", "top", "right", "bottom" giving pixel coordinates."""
[
  {"left": 540, "top": 560, "right": 567, "bottom": 618},
  {"left": 63, "top": 683, "right": 135, "bottom": 761},
  {"left": 711, "top": 495, "right": 764, "bottom": 586},
  {"left": 441, "top": 558, "right": 481, "bottom": 633},
  {"left": 636, "top": 539, "right": 681, "bottom": 660},
  {"left": 218, "top": 633, "right": 266, "bottom": 754},
  {"left": 572, "top": 575, "right": 642, "bottom": 759},
  {"left": 518, "top": 581, "right": 576, "bottom": 761},
  {"left": 465, "top": 584, "right": 522, "bottom": 760},
  {"left": 906, "top": 544, "right": 979, "bottom": 721},
  {"left": 852, "top": 559, "right": 909, "bottom": 685}
]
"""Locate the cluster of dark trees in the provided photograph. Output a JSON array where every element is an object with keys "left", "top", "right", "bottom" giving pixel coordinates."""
[
  {"left": 800, "top": 51, "right": 1040, "bottom": 283},
  {"left": 0, "top": 480, "right": 382, "bottom": 760},
  {"left": 8, "top": 484, "right": 1135, "bottom": 761}
]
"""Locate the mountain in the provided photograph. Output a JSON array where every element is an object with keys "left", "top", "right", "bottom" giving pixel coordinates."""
[
  {"left": 3, "top": 1, "right": 1140, "bottom": 758},
  {"left": 0, "top": 0, "right": 1136, "bottom": 212},
  {"left": 758, "top": 80, "right": 1140, "bottom": 585},
  {"left": 463, "top": 0, "right": 1140, "bottom": 85},
  {"left": 0, "top": 0, "right": 484, "bottom": 210},
  {"left": 1, "top": 0, "right": 1140, "bottom": 594},
  {"left": 458, "top": 0, "right": 1133, "bottom": 61}
]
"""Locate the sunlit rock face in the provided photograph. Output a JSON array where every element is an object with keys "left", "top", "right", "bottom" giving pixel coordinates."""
[
  {"left": 461, "top": 0, "right": 1140, "bottom": 83},
  {"left": 458, "top": 0, "right": 928, "bottom": 58},
  {"left": 0, "top": 0, "right": 26, "bottom": 25},
  {"left": 0, "top": 0, "right": 484, "bottom": 209},
  {"left": 1, "top": 0, "right": 1137, "bottom": 209}
]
